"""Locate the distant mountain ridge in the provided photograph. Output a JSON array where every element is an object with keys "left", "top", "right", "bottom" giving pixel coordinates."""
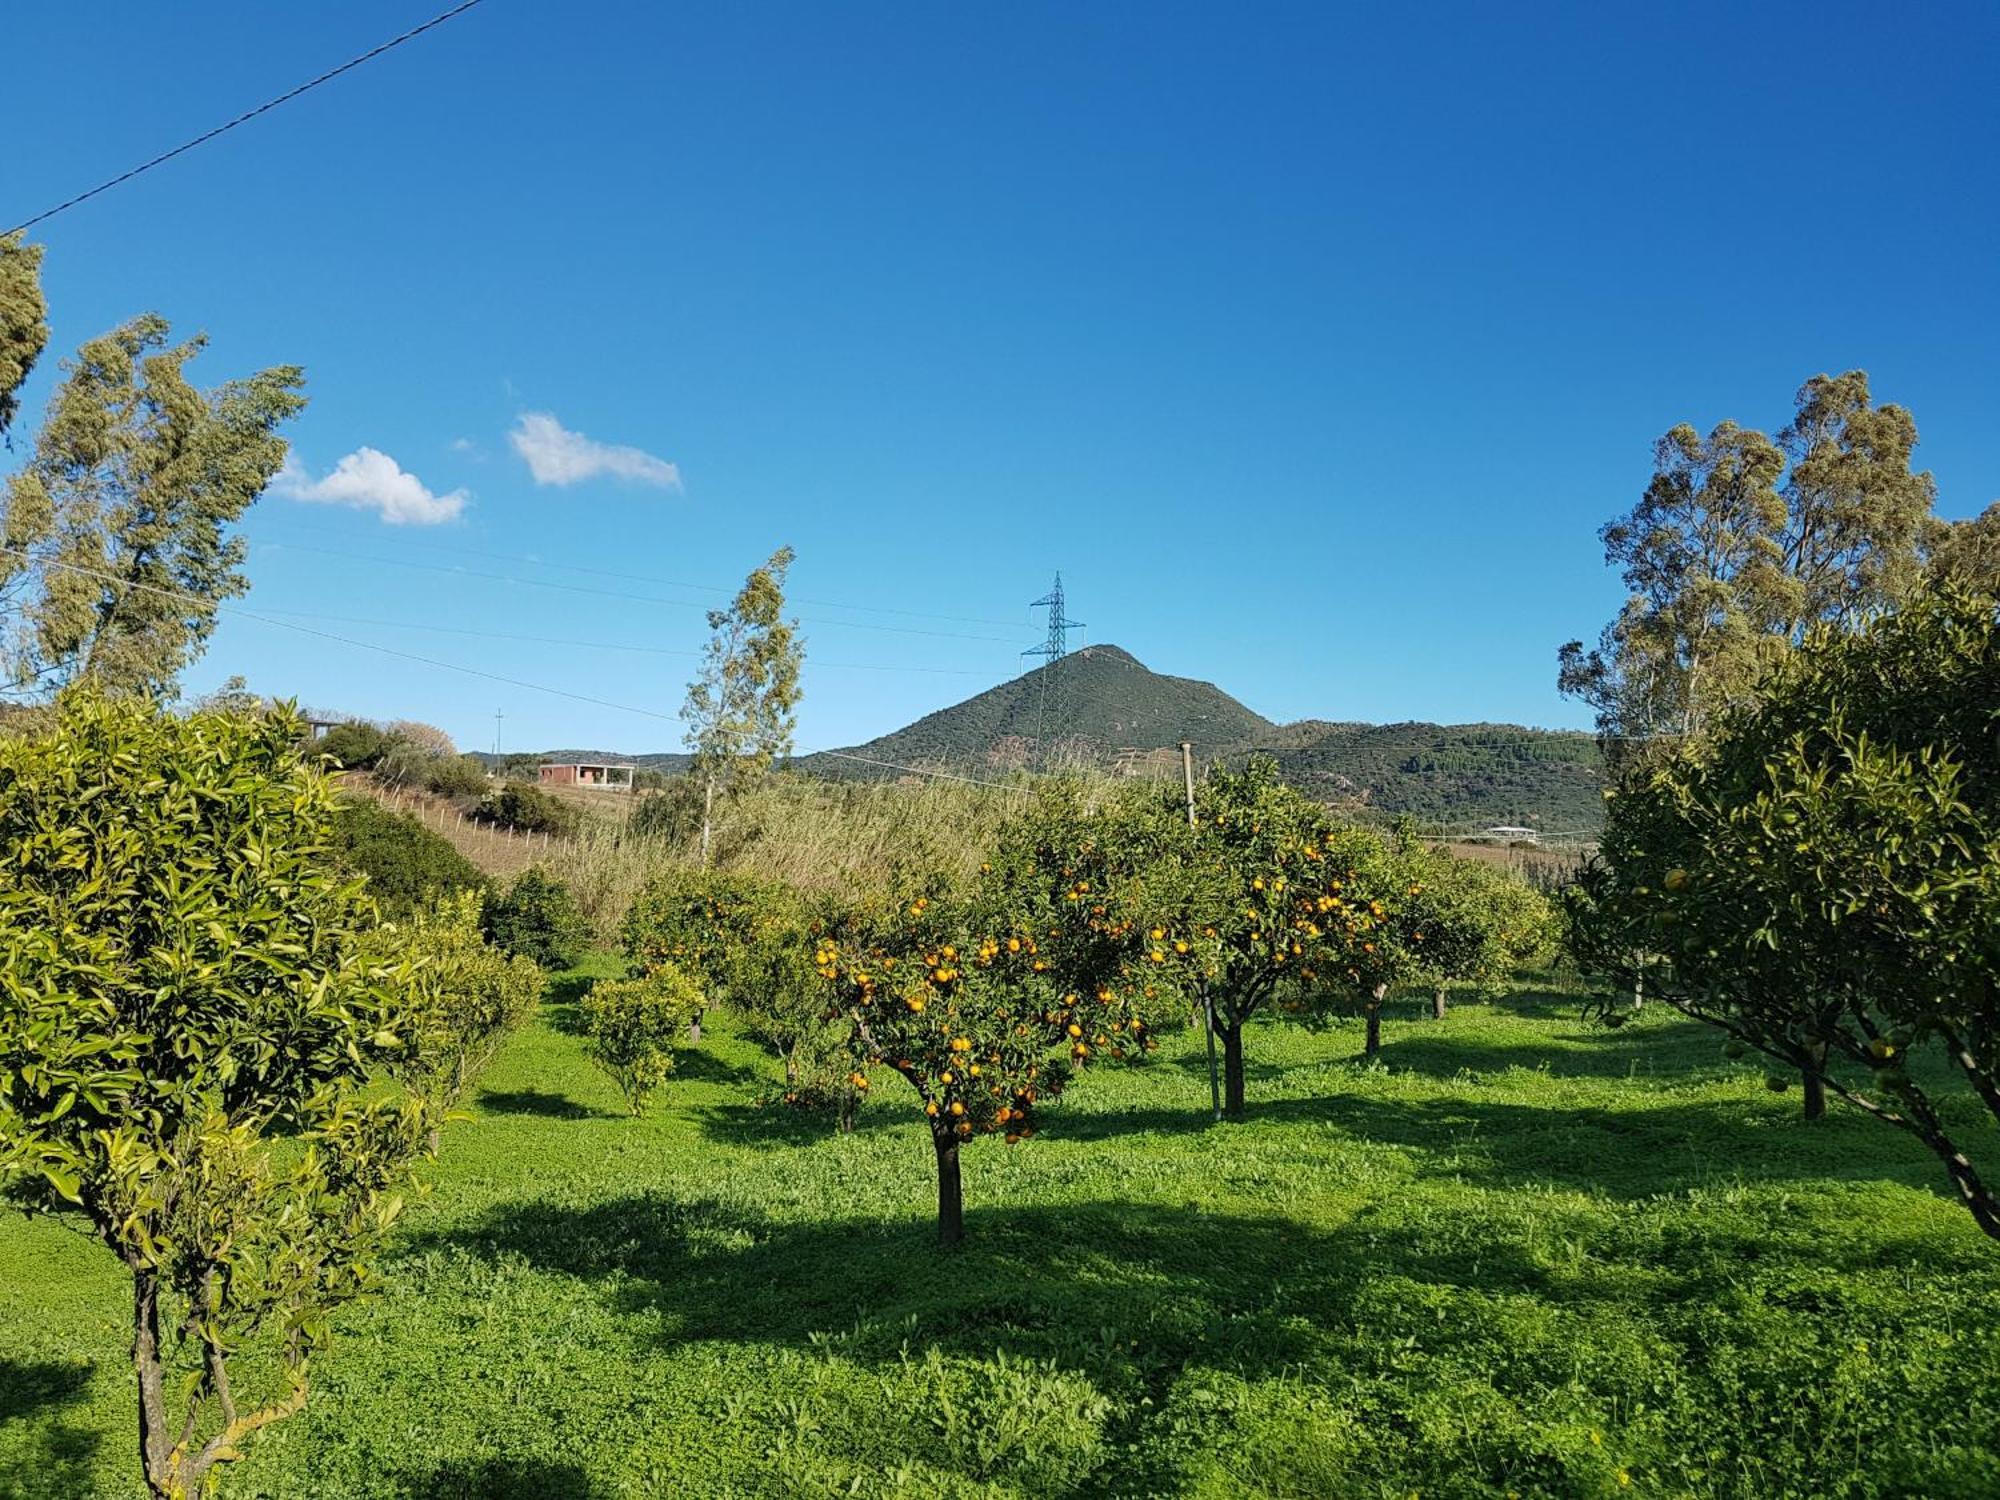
[{"left": 498, "top": 644, "right": 1604, "bottom": 831}]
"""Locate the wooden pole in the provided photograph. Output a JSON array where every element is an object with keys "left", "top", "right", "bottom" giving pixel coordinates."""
[{"left": 1183, "top": 741, "right": 1221, "bottom": 1123}]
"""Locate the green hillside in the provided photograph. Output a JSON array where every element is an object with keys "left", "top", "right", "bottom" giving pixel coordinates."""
[
  {"left": 1269, "top": 721, "right": 1605, "bottom": 832},
  {"left": 798, "top": 644, "right": 1275, "bottom": 773},
  {"left": 510, "top": 645, "right": 1605, "bottom": 831},
  {"left": 801, "top": 644, "right": 1604, "bottom": 831}
]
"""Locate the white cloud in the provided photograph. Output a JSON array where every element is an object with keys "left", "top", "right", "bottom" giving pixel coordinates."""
[
  {"left": 509, "top": 411, "right": 681, "bottom": 490},
  {"left": 273, "top": 448, "right": 468, "bottom": 526}
]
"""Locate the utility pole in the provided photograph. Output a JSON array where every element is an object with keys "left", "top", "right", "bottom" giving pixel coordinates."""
[
  {"left": 493, "top": 708, "right": 503, "bottom": 758},
  {"left": 1183, "top": 740, "right": 1221, "bottom": 1123}
]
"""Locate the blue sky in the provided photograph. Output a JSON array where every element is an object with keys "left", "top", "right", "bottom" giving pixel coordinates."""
[{"left": 8, "top": 1, "right": 1996, "bottom": 754}]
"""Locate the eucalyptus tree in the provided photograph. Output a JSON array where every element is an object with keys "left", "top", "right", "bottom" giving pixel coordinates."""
[
  {"left": 1560, "top": 371, "right": 1939, "bottom": 743},
  {"left": 0, "top": 233, "right": 49, "bottom": 440},
  {"left": 0, "top": 243, "right": 303, "bottom": 699},
  {"left": 682, "top": 545, "right": 804, "bottom": 862}
]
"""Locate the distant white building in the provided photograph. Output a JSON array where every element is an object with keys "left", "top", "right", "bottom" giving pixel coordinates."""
[{"left": 1481, "top": 825, "right": 1540, "bottom": 844}]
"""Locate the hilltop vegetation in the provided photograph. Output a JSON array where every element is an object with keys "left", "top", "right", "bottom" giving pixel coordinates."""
[{"left": 514, "top": 645, "right": 1606, "bottom": 833}]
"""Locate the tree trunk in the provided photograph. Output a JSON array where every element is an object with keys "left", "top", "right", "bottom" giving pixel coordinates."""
[
  {"left": 1431, "top": 987, "right": 1447, "bottom": 1021},
  {"left": 1221, "top": 1020, "right": 1246, "bottom": 1117},
  {"left": 132, "top": 1268, "right": 175, "bottom": 1499},
  {"left": 1802, "top": 1042, "right": 1828, "bottom": 1122},
  {"left": 700, "top": 775, "right": 715, "bottom": 867},
  {"left": 932, "top": 1126, "right": 964, "bottom": 1246},
  {"left": 689, "top": 1011, "right": 702, "bottom": 1045},
  {"left": 1364, "top": 984, "right": 1386, "bottom": 1057}
]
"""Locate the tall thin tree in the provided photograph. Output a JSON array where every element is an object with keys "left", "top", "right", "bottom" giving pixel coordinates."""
[{"left": 682, "top": 546, "right": 804, "bottom": 864}]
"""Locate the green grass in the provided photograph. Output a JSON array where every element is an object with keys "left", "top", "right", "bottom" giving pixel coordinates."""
[{"left": 4, "top": 970, "right": 1998, "bottom": 1499}]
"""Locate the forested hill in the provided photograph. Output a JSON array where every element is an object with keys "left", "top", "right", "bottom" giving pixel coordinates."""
[
  {"left": 796, "top": 645, "right": 1605, "bottom": 831},
  {"left": 799, "top": 644, "right": 1276, "bottom": 771},
  {"left": 504, "top": 645, "right": 1603, "bottom": 831}
]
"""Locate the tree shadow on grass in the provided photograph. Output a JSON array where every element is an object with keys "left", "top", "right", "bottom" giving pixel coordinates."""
[
  {"left": 669, "top": 1048, "right": 760, "bottom": 1088},
  {"left": 393, "top": 1454, "right": 605, "bottom": 1498},
  {"left": 413, "top": 1184, "right": 1999, "bottom": 1498},
  {"left": 695, "top": 1099, "right": 898, "bottom": 1148},
  {"left": 1381, "top": 1019, "right": 1726, "bottom": 1083},
  {"left": 1044, "top": 1086, "right": 1962, "bottom": 1209},
  {"left": 476, "top": 1087, "right": 606, "bottom": 1120},
  {"left": 0, "top": 1359, "right": 102, "bottom": 1500}
]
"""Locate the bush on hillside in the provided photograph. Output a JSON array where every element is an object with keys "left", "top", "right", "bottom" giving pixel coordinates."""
[
  {"left": 331, "top": 796, "right": 487, "bottom": 917},
  {"left": 479, "top": 781, "right": 582, "bottom": 837},
  {"left": 482, "top": 867, "right": 590, "bottom": 969},
  {"left": 320, "top": 718, "right": 392, "bottom": 770},
  {"left": 424, "top": 754, "right": 491, "bottom": 799}
]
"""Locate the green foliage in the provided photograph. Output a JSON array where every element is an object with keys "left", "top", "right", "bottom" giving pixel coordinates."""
[
  {"left": 579, "top": 969, "right": 703, "bottom": 1116},
  {"left": 1559, "top": 370, "right": 1941, "bottom": 739},
  {"left": 683, "top": 546, "right": 804, "bottom": 836},
  {"left": 1927, "top": 500, "right": 2000, "bottom": 593},
  {"left": 621, "top": 867, "right": 783, "bottom": 1011},
  {"left": 495, "top": 751, "right": 545, "bottom": 781},
  {"left": 0, "top": 233, "right": 50, "bottom": 441},
  {"left": 1570, "top": 589, "right": 2000, "bottom": 1238},
  {"left": 1401, "top": 849, "right": 1559, "bottom": 1003},
  {"left": 318, "top": 719, "right": 392, "bottom": 770},
  {"left": 814, "top": 783, "right": 1185, "bottom": 1240},
  {"left": 0, "top": 313, "right": 305, "bottom": 699},
  {"left": 330, "top": 796, "right": 486, "bottom": 918},
  {"left": 423, "top": 754, "right": 491, "bottom": 799},
  {"left": 482, "top": 868, "right": 589, "bottom": 970},
  {"left": 1151, "top": 757, "right": 1425, "bottom": 1107},
  {"left": 478, "top": 781, "right": 581, "bottom": 837},
  {"left": 396, "top": 890, "right": 544, "bottom": 1109},
  {"left": 0, "top": 690, "right": 434, "bottom": 1498}
]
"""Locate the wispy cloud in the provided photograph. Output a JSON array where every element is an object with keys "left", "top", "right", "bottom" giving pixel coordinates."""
[
  {"left": 273, "top": 448, "right": 469, "bottom": 526},
  {"left": 509, "top": 411, "right": 681, "bottom": 490}
]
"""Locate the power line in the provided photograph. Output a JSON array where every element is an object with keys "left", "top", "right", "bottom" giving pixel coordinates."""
[
  {"left": 253, "top": 540, "right": 1026, "bottom": 644},
  {"left": 7, "top": 1, "right": 491, "bottom": 236},
  {"left": 246, "top": 605, "right": 986, "bottom": 675},
  {"left": 1, "top": 548, "right": 1031, "bottom": 796},
  {"left": 261, "top": 529, "right": 1031, "bottom": 632}
]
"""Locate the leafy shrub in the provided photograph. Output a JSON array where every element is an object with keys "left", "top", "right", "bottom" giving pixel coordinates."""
[
  {"left": 377, "top": 739, "right": 445, "bottom": 789},
  {"left": 479, "top": 781, "right": 582, "bottom": 837},
  {"left": 399, "top": 890, "right": 544, "bottom": 1107},
  {"left": 331, "top": 796, "right": 487, "bottom": 917},
  {"left": 0, "top": 690, "right": 437, "bottom": 1499},
  {"left": 424, "top": 754, "right": 491, "bottom": 799},
  {"left": 630, "top": 776, "right": 703, "bottom": 844},
  {"left": 580, "top": 968, "right": 704, "bottom": 1115},
  {"left": 482, "top": 867, "right": 590, "bottom": 969},
  {"left": 320, "top": 718, "right": 392, "bottom": 770}
]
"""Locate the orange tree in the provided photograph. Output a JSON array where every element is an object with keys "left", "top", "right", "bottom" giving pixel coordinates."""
[
  {"left": 1569, "top": 590, "right": 2000, "bottom": 1236},
  {"left": 1167, "top": 758, "right": 1424, "bottom": 1109},
  {"left": 814, "top": 785, "right": 1183, "bottom": 1244},
  {"left": 0, "top": 692, "right": 438, "bottom": 1499},
  {"left": 1397, "top": 841, "right": 1557, "bottom": 1019},
  {"left": 621, "top": 867, "right": 782, "bottom": 1042}
]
